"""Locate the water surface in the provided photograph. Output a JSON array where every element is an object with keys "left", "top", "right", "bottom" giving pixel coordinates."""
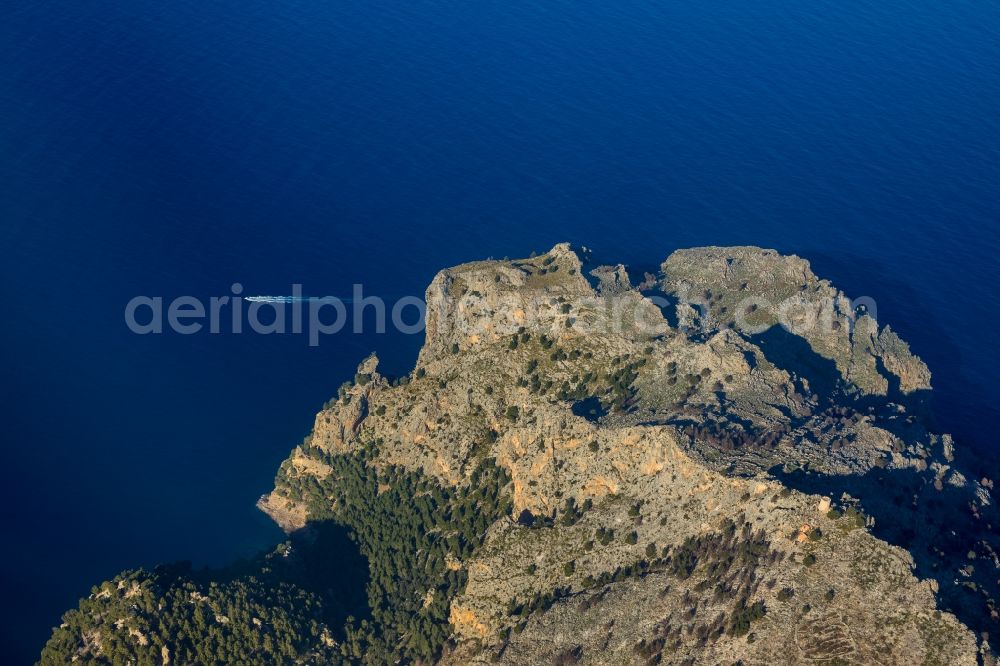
[{"left": 2, "top": 0, "right": 999, "bottom": 660}]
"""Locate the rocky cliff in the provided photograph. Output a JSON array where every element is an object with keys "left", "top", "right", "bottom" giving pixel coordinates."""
[{"left": 43, "top": 244, "right": 999, "bottom": 665}]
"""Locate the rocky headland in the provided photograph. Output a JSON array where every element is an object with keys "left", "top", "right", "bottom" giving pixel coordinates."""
[{"left": 41, "top": 244, "right": 999, "bottom": 665}]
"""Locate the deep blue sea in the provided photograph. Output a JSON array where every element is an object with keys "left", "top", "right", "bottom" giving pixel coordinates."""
[{"left": 2, "top": 0, "right": 999, "bottom": 661}]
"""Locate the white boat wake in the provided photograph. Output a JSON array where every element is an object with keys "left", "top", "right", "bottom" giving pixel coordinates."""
[{"left": 245, "top": 296, "right": 357, "bottom": 303}]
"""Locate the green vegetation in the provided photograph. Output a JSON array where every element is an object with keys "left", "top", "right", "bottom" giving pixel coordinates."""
[
  {"left": 506, "top": 586, "right": 573, "bottom": 621},
  {"left": 282, "top": 444, "right": 512, "bottom": 663},
  {"left": 605, "top": 358, "right": 644, "bottom": 412},
  {"left": 508, "top": 519, "right": 776, "bottom": 660},
  {"left": 558, "top": 497, "right": 590, "bottom": 526},
  {"left": 728, "top": 599, "right": 767, "bottom": 636},
  {"left": 842, "top": 507, "right": 866, "bottom": 529},
  {"left": 39, "top": 560, "right": 347, "bottom": 665},
  {"left": 44, "top": 444, "right": 514, "bottom": 665}
]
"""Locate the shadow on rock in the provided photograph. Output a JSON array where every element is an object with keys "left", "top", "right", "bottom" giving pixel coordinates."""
[{"left": 772, "top": 464, "right": 999, "bottom": 647}]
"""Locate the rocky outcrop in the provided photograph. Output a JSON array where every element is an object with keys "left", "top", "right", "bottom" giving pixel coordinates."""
[
  {"left": 256, "top": 243, "right": 996, "bottom": 664},
  {"left": 660, "top": 246, "right": 932, "bottom": 396},
  {"left": 42, "top": 242, "right": 993, "bottom": 665}
]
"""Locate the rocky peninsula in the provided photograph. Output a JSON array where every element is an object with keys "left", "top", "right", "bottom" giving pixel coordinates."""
[{"left": 41, "top": 244, "right": 998, "bottom": 665}]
